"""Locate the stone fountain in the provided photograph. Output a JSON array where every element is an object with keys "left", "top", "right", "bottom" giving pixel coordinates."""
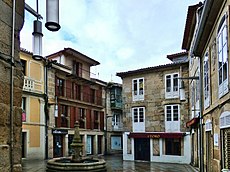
[{"left": 46, "top": 121, "right": 106, "bottom": 171}]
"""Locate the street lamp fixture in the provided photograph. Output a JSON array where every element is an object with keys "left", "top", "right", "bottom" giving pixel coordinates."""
[
  {"left": 45, "top": 0, "right": 61, "bottom": 31},
  {"left": 25, "top": 0, "right": 61, "bottom": 159},
  {"left": 32, "top": 20, "right": 43, "bottom": 60}
]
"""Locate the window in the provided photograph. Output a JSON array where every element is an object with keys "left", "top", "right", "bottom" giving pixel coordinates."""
[
  {"left": 90, "top": 89, "right": 95, "bottom": 104},
  {"left": 191, "top": 72, "right": 200, "bottom": 118},
  {"left": 56, "top": 78, "right": 64, "bottom": 96},
  {"left": 94, "top": 111, "right": 99, "bottom": 129},
  {"left": 132, "top": 107, "right": 145, "bottom": 132},
  {"left": 86, "top": 135, "right": 93, "bottom": 155},
  {"left": 111, "top": 136, "right": 122, "bottom": 150},
  {"left": 60, "top": 105, "right": 68, "bottom": 127},
  {"left": 72, "top": 61, "right": 82, "bottom": 77},
  {"left": 79, "top": 108, "right": 85, "bottom": 128},
  {"left": 165, "top": 138, "right": 181, "bottom": 156},
  {"left": 21, "top": 97, "right": 26, "bottom": 122},
  {"left": 165, "top": 73, "right": 179, "bottom": 98},
  {"left": 166, "top": 105, "right": 179, "bottom": 122},
  {"left": 132, "top": 78, "right": 144, "bottom": 101},
  {"left": 110, "top": 87, "right": 122, "bottom": 108},
  {"left": 165, "top": 105, "right": 180, "bottom": 132},
  {"left": 21, "top": 59, "right": 27, "bottom": 75},
  {"left": 217, "top": 15, "right": 229, "bottom": 97},
  {"left": 112, "top": 112, "right": 121, "bottom": 128},
  {"left": 203, "top": 52, "right": 210, "bottom": 108},
  {"left": 73, "top": 83, "right": 81, "bottom": 100},
  {"left": 133, "top": 108, "right": 144, "bottom": 123}
]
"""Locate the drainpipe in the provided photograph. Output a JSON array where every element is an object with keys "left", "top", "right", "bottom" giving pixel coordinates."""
[
  {"left": 44, "top": 61, "right": 48, "bottom": 159},
  {"left": 10, "top": 0, "right": 16, "bottom": 171},
  {"left": 199, "top": 57, "right": 204, "bottom": 172}
]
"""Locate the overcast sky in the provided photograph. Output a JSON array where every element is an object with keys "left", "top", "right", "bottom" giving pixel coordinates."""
[{"left": 21, "top": 0, "right": 201, "bottom": 83}]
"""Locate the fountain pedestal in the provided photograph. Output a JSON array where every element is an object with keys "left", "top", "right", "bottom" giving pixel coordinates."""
[{"left": 46, "top": 121, "right": 106, "bottom": 172}]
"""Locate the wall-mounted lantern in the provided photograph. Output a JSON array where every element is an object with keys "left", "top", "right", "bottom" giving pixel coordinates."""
[
  {"left": 45, "top": 0, "right": 61, "bottom": 31},
  {"left": 32, "top": 20, "right": 43, "bottom": 60}
]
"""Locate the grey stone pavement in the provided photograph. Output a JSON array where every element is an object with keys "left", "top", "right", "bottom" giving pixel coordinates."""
[{"left": 22, "top": 154, "right": 198, "bottom": 172}]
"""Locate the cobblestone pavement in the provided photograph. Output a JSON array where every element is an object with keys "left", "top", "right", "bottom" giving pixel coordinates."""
[{"left": 22, "top": 154, "right": 197, "bottom": 172}]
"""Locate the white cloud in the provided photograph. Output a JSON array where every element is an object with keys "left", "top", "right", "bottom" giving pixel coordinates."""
[{"left": 21, "top": 0, "right": 201, "bottom": 83}]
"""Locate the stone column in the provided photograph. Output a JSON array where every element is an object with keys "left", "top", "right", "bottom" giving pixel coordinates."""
[{"left": 0, "top": 0, "right": 25, "bottom": 171}]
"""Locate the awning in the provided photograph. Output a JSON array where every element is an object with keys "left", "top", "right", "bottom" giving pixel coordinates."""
[
  {"left": 128, "top": 132, "right": 185, "bottom": 139},
  {"left": 186, "top": 117, "right": 199, "bottom": 127}
]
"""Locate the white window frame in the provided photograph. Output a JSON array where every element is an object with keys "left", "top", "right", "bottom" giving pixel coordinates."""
[
  {"left": 132, "top": 107, "right": 145, "bottom": 132},
  {"left": 132, "top": 78, "right": 144, "bottom": 101},
  {"left": 165, "top": 104, "right": 180, "bottom": 132},
  {"left": 165, "top": 73, "right": 179, "bottom": 99},
  {"left": 217, "top": 15, "right": 229, "bottom": 98},
  {"left": 112, "top": 112, "right": 120, "bottom": 129},
  {"left": 203, "top": 52, "right": 210, "bottom": 109}
]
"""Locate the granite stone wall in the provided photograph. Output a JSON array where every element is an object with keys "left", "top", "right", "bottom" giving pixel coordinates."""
[{"left": 0, "top": 0, "right": 24, "bottom": 171}]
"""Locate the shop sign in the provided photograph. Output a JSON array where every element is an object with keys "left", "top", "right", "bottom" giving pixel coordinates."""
[{"left": 52, "top": 129, "right": 68, "bottom": 135}]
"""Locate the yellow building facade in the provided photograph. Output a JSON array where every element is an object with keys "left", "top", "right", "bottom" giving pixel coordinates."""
[{"left": 20, "top": 49, "right": 46, "bottom": 160}]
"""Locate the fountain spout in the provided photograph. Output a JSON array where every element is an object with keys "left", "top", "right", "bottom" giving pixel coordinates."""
[{"left": 71, "top": 121, "right": 83, "bottom": 162}]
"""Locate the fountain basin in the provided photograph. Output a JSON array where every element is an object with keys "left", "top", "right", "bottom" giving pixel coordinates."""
[{"left": 46, "top": 157, "right": 106, "bottom": 172}]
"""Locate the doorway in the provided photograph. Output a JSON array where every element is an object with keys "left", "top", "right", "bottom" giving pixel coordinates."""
[
  {"left": 22, "top": 132, "right": 27, "bottom": 158},
  {"left": 134, "top": 138, "right": 150, "bottom": 161},
  {"left": 206, "top": 131, "right": 212, "bottom": 172},
  {"left": 53, "top": 135, "right": 64, "bottom": 157}
]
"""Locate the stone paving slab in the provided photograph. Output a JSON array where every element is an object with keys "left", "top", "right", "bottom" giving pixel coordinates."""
[{"left": 22, "top": 154, "right": 198, "bottom": 172}]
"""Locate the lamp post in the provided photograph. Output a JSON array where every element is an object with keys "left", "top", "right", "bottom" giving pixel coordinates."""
[
  {"left": 24, "top": 0, "right": 60, "bottom": 159},
  {"left": 178, "top": 75, "right": 203, "bottom": 172}
]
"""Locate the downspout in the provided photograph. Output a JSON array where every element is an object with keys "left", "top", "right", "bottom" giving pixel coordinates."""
[
  {"left": 10, "top": 0, "right": 16, "bottom": 171},
  {"left": 44, "top": 61, "right": 48, "bottom": 159},
  {"left": 199, "top": 57, "right": 204, "bottom": 172}
]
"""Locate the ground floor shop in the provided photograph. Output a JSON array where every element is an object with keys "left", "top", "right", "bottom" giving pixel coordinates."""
[
  {"left": 48, "top": 128, "right": 104, "bottom": 158},
  {"left": 106, "top": 132, "right": 122, "bottom": 154},
  {"left": 123, "top": 132, "right": 190, "bottom": 164}
]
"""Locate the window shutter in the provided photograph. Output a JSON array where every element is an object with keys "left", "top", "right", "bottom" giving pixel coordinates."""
[
  {"left": 86, "top": 109, "right": 91, "bottom": 129},
  {"left": 100, "top": 112, "right": 104, "bottom": 131},
  {"left": 70, "top": 106, "right": 75, "bottom": 128},
  {"left": 66, "top": 80, "right": 72, "bottom": 98}
]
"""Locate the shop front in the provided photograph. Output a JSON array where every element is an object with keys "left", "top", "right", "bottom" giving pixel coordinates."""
[
  {"left": 123, "top": 132, "right": 190, "bottom": 163},
  {"left": 52, "top": 129, "right": 68, "bottom": 158}
]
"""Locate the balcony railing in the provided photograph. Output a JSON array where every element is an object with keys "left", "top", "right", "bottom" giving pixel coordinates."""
[
  {"left": 56, "top": 86, "right": 105, "bottom": 106},
  {"left": 23, "top": 76, "right": 34, "bottom": 91}
]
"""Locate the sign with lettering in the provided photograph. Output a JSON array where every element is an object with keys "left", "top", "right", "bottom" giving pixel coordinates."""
[{"left": 52, "top": 129, "right": 68, "bottom": 135}]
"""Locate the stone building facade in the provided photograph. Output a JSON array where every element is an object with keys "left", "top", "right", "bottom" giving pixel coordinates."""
[
  {"left": 117, "top": 52, "right": 191, "bottom": 163},
  {"left": 105, "top": 82, "right": 123, "bottom": 154},
  {"left": 0, "top": 1, "right": 24, "bottom": 171},
  {"left": 182, "top": 1, "right": 230, "bottom": 171}
]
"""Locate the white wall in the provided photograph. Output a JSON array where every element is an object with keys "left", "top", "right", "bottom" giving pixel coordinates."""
[
  {"left": 123, "top": 132, "right": 191, "bottom": 164},
  {"left": 123, "top": 132, "right": 134, "bottom": 161}
]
